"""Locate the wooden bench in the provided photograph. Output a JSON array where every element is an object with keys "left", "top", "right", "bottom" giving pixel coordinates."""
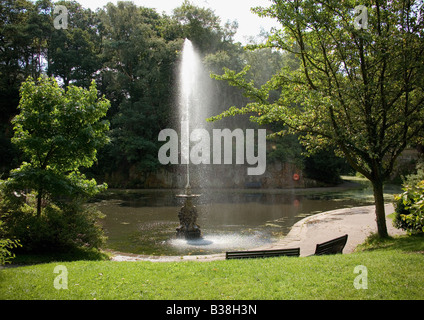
[
  {"left": 226, "top": 248, "right": 300, "bottom": 260},
  {"left": 314, "top": 234, "right": 348, "bottom": 256}
]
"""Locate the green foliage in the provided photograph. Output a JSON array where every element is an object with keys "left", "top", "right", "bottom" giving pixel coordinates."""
[
  {"left": 304, "top": 149, "right": 350, "bottom": 185},
  {"left": 172, "top": 0, "right": 234, "bottom": 53},
  {"left": 48, "top": 0, "right": 102, "bottom": 88},
  {"left": 4, "top": 164, "right": 106, "bottom": 205},
  {"left": 394, "top": 162, "right": 424, "bottom": 234},
  {"left": 0, "top": 0, "right": 54, "bottom": 174},
  {"left": 8, "top": 76, "right": 110, "bottom": 213},
  {"left": 13, "top": 76, "right": 110, "bottom": 171},
  {"left": 0, "top": 76, "right": 110, "bottom": 252},
  {"left": 0, "top": 189, "right": 106, "bottom": 252},
  {"left": 267, "top": 134, "right": 303, "bottom": 166},
  {"left": 401, "top": 161, "right": 424, "bottom": 186},
  {"left": 0, "top": 238, "right": 20, "bottom": 265},
  {"left": 97, "top": 1, "right": 182, "bottom": 175},
  {"left": 0, "top": 219, "right": 21, "bottom": 265},
  {"left": 209, "top": 0, "right": 424, "bottom": 182}
]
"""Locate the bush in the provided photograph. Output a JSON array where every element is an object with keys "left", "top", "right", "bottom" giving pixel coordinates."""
[
  {"left": 0, "top": 220, "right": 21, "bottom": 265},
  {"left": 402, "top": 160, "right": 424, "bottom": 186},
  {"left": 0, "top": 187, "right": 106, "bottom": 253},
  {"left": 394, "top": 180, "right": 424, "bottom": 234}
]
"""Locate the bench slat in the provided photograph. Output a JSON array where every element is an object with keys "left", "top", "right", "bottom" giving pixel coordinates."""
[{"left": 226, "top": 248, "right": 300, "bottom": 259}]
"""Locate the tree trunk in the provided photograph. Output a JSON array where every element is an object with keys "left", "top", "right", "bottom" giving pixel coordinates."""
[{"left": 372, "top": 179, "right": 389, "bottom": 238}]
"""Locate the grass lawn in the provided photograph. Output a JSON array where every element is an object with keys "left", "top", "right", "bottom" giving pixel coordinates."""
[{"left": 1, "top": 234, "right": 423, "bottom": 300}]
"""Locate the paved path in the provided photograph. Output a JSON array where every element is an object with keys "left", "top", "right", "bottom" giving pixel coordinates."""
[
  {"left": 110, "top": 204, "right": 405, "bottom": 262},
  {"left": 253, "top": 203, "right": 404, "bottom": 256}
]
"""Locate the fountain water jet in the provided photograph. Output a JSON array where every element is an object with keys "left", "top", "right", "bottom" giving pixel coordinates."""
[{"left": 175, "top": 39, "right": 202, "bottom": 239}]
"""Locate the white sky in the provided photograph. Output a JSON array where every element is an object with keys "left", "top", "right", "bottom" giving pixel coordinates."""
[{"left": 69, "top": 0, "right": 281, "bottom": 44}]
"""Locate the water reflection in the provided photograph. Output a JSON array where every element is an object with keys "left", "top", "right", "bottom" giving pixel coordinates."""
[{"left": 94, "top": 181, "right": 400, "bottom": 256}]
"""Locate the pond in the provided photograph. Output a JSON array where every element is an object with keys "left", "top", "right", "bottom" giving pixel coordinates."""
[{"left": 93, "top": 178, "right": 401, "bottom": 256}]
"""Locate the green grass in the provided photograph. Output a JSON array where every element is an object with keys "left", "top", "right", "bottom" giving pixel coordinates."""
[{"left": 1, "top": 234, "right": 424, "bottom": 300}]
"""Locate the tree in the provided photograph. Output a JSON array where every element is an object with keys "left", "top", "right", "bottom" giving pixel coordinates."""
[
  {"left": 7, "top": 76, "right": 110, "bottom": 216},
  {"left": 98, "top": 2, "right": 181, "bottom": 176},
  {"left": 209, "top": 0, "right": 424, "bottom": 237},
  {"left": 48, "top": 1, "right": 102, "bottom": 89},
  {"left": 0, "top": 0, "right": 53, "bottom": 174},
  {"left": 173, "top": 0, "right": 236, "bottom": 53}
]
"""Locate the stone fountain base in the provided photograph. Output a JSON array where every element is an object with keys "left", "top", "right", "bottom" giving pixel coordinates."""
[{"left": 176, "top": 193, "right": 202, "bottom": 239}]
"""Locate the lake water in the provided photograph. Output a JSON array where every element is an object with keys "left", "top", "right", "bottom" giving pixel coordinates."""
[{"left": 94, "top": 179, "right": 400, "bottom": 256}]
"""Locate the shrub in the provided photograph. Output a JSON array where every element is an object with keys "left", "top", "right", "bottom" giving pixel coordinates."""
[
  {"left": 0, "top": 186, "right": 106, "bottom": 253},
  {"left": 394, "top": 180, "right": 424, "bottom": 234},
  {"left": 0, "top": 220, "right": 21, "bottom": 265},
  {"left": 402, "top": 160, "right": 424, "bottom": 186}
]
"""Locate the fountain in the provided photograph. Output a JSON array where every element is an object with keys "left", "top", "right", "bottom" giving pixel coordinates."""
[
  {"left": 175, "top": 39, "right": 202, "bottom": 239},
  {"left": 175, "top": 189, "right": 201, "bottom": 239}
]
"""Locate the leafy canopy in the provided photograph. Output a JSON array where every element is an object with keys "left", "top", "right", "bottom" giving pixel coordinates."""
[
  {"left": 209, "top": 0, "right": 424, "bottom": 182},
  {"left": 13, "top": 76, "right": 110, "bottom": 172},
  {"left": 6, "top": 76, "right": 110, "bottom": 207}
]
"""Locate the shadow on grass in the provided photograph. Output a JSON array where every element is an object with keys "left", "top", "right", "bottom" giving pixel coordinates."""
[
  {"left": 356, "top": 233, "right": 424, "bottom": 254},
  {"left": 10, "top": 247, "right": 110, "bottom": 266}
]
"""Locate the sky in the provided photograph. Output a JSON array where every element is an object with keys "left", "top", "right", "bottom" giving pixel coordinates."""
[{"left": 71, "top": 0, "right": 281, "bottom": 44}]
